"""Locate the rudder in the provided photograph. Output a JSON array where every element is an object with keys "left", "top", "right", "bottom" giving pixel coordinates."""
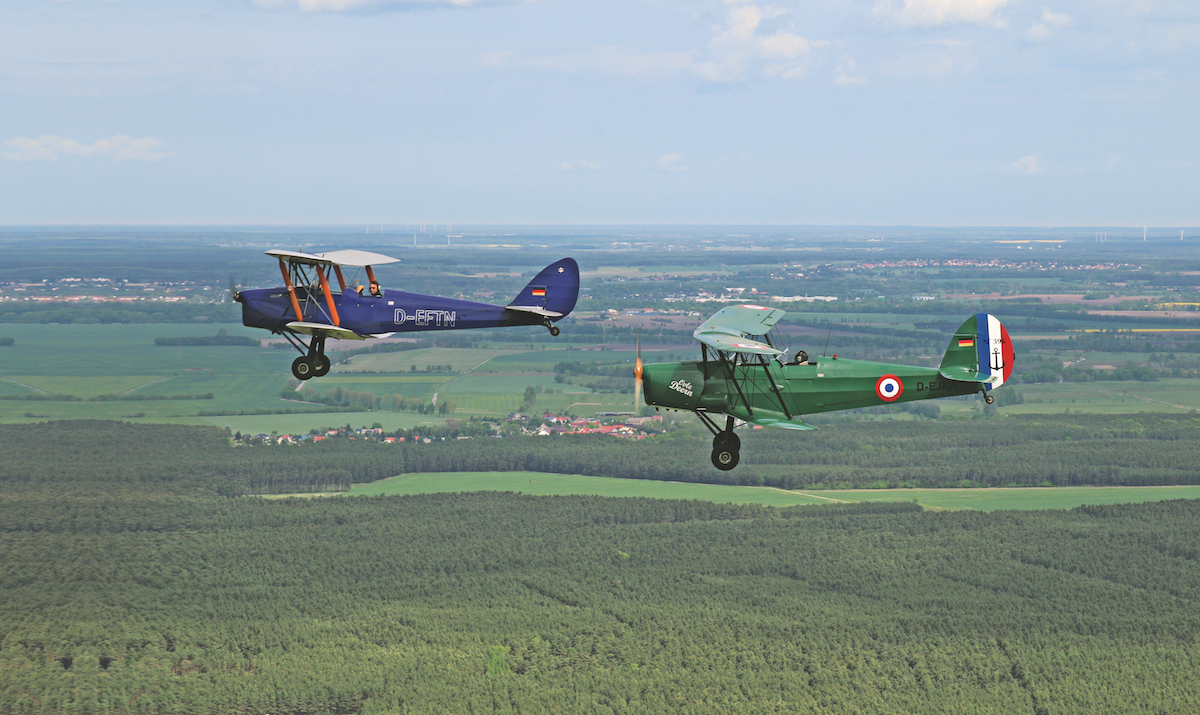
[
  {"left": 939, "top": 313, "right": 1015, "bottom": 389},
  {"left": 508, "top": 258, "right": 579, "bottom": 319}
]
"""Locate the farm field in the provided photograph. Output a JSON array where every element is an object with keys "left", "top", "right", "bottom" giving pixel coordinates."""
[
  {"left": 336, "top": 347, "right": 527, "bottom": 373},
  {"left": 6, "top": 322, "right": 1200, "bottom": 431},
  {"left": 1002, "top": 378, "right": 1200, "bottom": 413},
  {"left": 343, "top": 471, "right": 1200, "bottom": 511}
]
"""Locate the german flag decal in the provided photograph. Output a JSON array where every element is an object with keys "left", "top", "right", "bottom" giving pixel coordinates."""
[
  {"left": 531, "top": 288, "right": 546, "bottom": 297},
  {"left": 958, "top": 338, "right": 975, "bottom": 347}
]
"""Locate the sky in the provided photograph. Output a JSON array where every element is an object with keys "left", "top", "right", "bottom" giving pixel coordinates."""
[{"left": 0, "top": 0, "right": 1197, "bottom": 226}]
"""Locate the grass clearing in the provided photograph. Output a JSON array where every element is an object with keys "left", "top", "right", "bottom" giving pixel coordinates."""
[
  {"left": 342, "top": 471, "right": 1200, "bottom": 511},
  {"left": 346, "top": 471, "right": 830, "bottom": 505}
]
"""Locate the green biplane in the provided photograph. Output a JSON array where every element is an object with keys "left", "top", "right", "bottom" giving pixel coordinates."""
[{"left": 636, "top": 305, "right": 1015, "bottom": 470}]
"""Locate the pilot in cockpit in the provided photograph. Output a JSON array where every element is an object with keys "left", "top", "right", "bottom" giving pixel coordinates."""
[{"left": 354, "top": 281, "right": 383, "bottom": 297}]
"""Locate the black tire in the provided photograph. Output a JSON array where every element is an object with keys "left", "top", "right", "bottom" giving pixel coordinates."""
[
  {"left": 711, "top": 447, "right": 740, "bottom": 471},
  {"left": 984, "top": 393, "right": 995, "bottom": 405},
  {"left": 312, "top": 354, "right": 331, "bottom": 377},
  {"left": 549, "top": 326, "right": 561, "bottom": 337},
  {"left": 713, "top": 431, "right": 741, "bottom": 452},
  {"left": 291, "top": 356, "right": 314, "bottom": 381}
]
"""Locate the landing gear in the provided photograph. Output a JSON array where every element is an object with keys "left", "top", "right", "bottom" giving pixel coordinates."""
[
  {"left": 709, "top": 415, "right": 741, "bottom": 471},
  {"left": 549, "top": 325, "right": 561, "bottom": 337},
  {"left": 983, "top": 393, "right": 995, "bottom": 405},
  {"left": 312, "top": 354, "right": 331, "bottom": 377},
  {"left": 284, "top": 333, "right": 329, "bottom": 381},
  {"left": 291, "top": 356, "right": 316, "bottom": 381},
  {"left": 711, "top": 444, "right": 740, "bottom": 471}
]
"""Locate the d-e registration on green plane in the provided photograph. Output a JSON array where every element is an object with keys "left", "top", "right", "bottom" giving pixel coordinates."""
[{"left": 635, "top": 305, "right": 1015, "bottom": 470}]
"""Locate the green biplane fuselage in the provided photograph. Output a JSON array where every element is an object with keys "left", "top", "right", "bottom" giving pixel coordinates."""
[
  {"left": 636, "top": 305, "right": 1015, "bottom": 470},
  {"left": 642, "top": 356, "right": 980, "bottom": 424}
]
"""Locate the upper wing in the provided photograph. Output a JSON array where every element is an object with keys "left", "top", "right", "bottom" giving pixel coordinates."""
[
  {"left": 266, "top": 249, "right": 400, "bottom": 267},
  {"left": 693, "top": 304, "right": 787, "bottom": 355}
]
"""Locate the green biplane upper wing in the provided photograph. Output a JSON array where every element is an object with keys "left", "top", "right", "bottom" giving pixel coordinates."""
[{"left": 692, "top": 304, "right": 787, "bottom": 355}]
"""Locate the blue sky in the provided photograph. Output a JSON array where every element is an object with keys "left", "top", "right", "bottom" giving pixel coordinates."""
[{"left": 0, "top": 0, "right": 1196, "bottom": 226}]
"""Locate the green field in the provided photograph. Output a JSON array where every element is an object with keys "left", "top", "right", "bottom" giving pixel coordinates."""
[
  {"left": 339, "top": 347, "right": 527, "bottom": 373},
  {"left": 5, "top": 323, "right": 1200, "bottom": 432},
  {"left": 343, "top": 471, "right": 1200, "bottom": 511},
  {"left": 1001, "top": 379, "right": 1200, "bottom": 414}
]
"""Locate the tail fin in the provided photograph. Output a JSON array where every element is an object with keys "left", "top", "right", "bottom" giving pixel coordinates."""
[
  {"left": 507, "top": 258, "right": 579, "bottom": 320},
  {"left": 938, "top": 313, "right": 1015, "bottom": 390}
]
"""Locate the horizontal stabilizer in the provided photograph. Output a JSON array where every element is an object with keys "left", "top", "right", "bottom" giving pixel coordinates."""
[
  {"left": 286, "top": 322, "right": 368, "bottom": 341},
  {"left": 938, "top": 366, "right": 1000, "bottom": 385},
  {"left": 747, "top": 416, "right": 818, "bottom": 431},
  {"left": 504, "top": 305, "right": 564, "bottom": 318}
]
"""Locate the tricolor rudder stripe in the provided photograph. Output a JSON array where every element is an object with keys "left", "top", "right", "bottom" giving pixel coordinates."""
[{"left": 975, "top": 313, "right": 1015, "bottom": 389}]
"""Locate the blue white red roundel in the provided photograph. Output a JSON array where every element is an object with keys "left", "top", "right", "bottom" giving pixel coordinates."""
[{"left": 875, "top": 374, "right": 903, "bottom": 402}]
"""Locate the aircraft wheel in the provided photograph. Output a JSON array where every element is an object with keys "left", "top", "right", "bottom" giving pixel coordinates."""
[
  {"left": 711, "top": 447, "right": 740, "bottom": 471},
  {"left": 291, "top": 356, "right": 315, "bottom": 381},
  {"left": 312, "top": 354, "right": 331, "bottom": 377},
  {"left": 549, "top": 326, "right": 561, "bottom": 337},
  {"left": 984, "top": 393, "right": 995, "bottom": 405},
  {"left": 713, "top": 431, "right": 741, "bottom": 452}
]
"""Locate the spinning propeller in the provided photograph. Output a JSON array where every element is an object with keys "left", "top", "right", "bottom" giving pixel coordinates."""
[{"left": 633, "top": 331, "right": 643, "bottom": 416}]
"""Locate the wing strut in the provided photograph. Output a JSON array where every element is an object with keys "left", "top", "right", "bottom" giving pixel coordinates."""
[
  {"left": 315, "top": 265, "right": 341, "bottom": 327},
  {"left": 720, "top": 351, "right": 755, "bottom": 418},
  {"left": 755, "top": 354, "right": 793, "bottom": 419},
  {"left": 277, "top": 258, "right": 304, "bottom": 322}
]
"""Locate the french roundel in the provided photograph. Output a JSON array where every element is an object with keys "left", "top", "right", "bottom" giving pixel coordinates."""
[{"left": 875, "top": 374, "right": 903, "bottom": 402}]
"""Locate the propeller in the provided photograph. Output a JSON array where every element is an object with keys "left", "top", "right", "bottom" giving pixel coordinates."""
[{"left": 633, "top": 330, "right": 643, "bottom": 416}]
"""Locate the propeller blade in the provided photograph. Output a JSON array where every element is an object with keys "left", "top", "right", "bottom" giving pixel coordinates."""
[{"left": 634, "top": 331, "right": 642, "bottom": 415}]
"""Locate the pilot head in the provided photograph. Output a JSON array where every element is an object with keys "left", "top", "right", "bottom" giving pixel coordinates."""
[{"left": 369, "top": 282, "right": 381, "bottom": 296}]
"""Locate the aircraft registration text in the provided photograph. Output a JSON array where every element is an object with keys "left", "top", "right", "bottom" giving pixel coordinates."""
[{"left": 395, "top": 309, "right": 457, "bottom": 327}]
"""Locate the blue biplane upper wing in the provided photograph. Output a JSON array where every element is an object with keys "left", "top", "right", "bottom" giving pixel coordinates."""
[{"left": 693, "top": 304, "right": 787, "bottom": 355}]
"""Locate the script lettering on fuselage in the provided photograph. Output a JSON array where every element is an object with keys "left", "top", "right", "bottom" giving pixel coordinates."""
[
  {"left": 394, "top": 309, "right": 457, "bottom": 328},
  {"left": 669, "top": 379, "right": 694, "bottom": 397}
]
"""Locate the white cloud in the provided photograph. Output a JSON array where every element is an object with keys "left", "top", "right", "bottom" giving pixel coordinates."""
[
  {"left": 655, "top": 153, "right": 687, "bottom": 172},
  {"left": 487, "top": 2, "right": 822, "bottom": 84},
  {"left": 1027, "top": 7, "right": 1070, "bottom": 40},
  {"left": 254, "top": 0, "right": 512, "bottom": 11},
  {"left": 693, "top": 3, "right": 819, "bottom": 82},
  {"left": 1013, "top": 155, "right": 1042, "bottom": 175},
  {"left": 0, "top": 135, "right": 173, "bottom": 162},
  {"left": 507, "top": 48, "right": 695, "bottom": 79},
  {"left": 834, "top": 56, "right": 866, "bottom": 85},
  {"left": 873, "top": 0, "right": 1011, "bottom": 29},
  {"left": 559, "top": 160, "right": 600, "bottom": 172}
]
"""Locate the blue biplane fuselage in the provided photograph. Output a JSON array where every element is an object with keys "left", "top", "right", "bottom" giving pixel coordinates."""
[
  {"left": 238, "top": 286, "right": 555, "bottom": 336},
  {"left": 236, "top": 253, "right": 579, "bottom": 380}
]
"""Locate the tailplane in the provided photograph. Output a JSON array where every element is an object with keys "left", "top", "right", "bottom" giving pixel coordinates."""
[
  {"left": 938, "top": 313, "right": 1015, "bottom": 390},
  {"left": 507, "top": 258, "right": 580, "bottom": 320}
]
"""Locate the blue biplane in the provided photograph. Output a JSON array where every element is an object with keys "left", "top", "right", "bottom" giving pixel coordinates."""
[{"left": 235, "top": 249, "right": 579, "bottom": 380}]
